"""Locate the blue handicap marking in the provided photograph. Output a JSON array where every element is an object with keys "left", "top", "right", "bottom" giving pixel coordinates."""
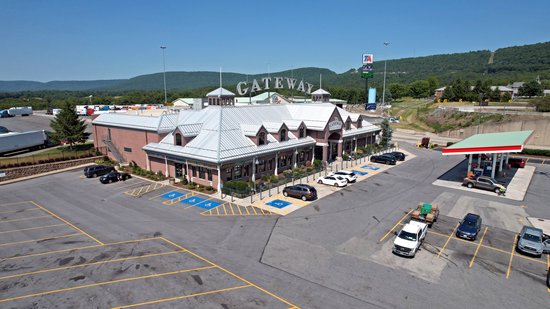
[
  {"left": 195, "top": 200, "right": 222, "bottom": 210},
  {"left": 180, "top": 196, "right": 206, "bottom": 206},
  {"left": 352, "top": 169, "right": 368, "bottom": 176},
  {"left": 161, "top": 191, "right": 184, "bottom": 199},
  {"left": 266, "top": 199, "right": 292, "bottom": 209},
  {"left": 361, "top": 165, "right": 380, "bottom": 171}
]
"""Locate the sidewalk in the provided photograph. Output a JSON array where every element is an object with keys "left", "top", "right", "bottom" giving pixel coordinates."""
[{"left": 222, "top": 148, "right": 415, "bottom": 216}]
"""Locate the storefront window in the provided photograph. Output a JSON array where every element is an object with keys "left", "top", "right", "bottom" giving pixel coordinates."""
[
  {"left": 226, "top": 168, "right": 233, "bottom": 181},
  {"left": 199, "top": 167, "right": 206, "bottom": 179},
  {"left": 234, "top": 165, "right": 242, "bottom": 178},
  {"left": 207, "top": 169, "right": 212, "bottom": 181}
]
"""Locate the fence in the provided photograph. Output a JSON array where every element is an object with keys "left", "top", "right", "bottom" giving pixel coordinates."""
[
  {"left": 221, "top": 145, "right": 398, "bottom": 203},
  {"left": 0, "top": 147, "right": 105, "bottom": 168}
]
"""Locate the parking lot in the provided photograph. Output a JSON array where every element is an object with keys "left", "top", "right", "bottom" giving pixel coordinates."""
[
  {"left": 378, "top": 211, "right": 550, "bottom": 291},
  {"left": 0, "top": 199, "right": 299, "bottom": 308}
]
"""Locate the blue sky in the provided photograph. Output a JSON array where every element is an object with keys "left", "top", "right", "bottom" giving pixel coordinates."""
[{"left": 1, "top": 0, "right": 549, "bottom": 82}]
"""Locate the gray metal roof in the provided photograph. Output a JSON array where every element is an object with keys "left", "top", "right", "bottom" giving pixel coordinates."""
[
  {"left": 96, "top": 103, "right": 379, "bottom": 164},
  {"left": 92, "top": 113, "right": 177, "bottom": 133},
  {"left": 206, "top": 87, "right": 235, "bottom": 97},
  {"left": 311, "top": 88, "right": 330, "bottom": 95}
]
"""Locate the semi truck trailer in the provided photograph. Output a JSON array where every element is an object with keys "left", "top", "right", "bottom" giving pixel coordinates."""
[{"left": 0, "top": 130, "right": 48, "bottom": 156}]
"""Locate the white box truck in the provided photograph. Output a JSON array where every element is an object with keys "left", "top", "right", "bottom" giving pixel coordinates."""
[{"left": 0, "top": 130, "right": 47, "bottom": 156}]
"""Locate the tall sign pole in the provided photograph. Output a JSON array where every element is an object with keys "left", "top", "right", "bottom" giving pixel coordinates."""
[{"left": 361, "top": 53, "right": 374, "bottom": 110}]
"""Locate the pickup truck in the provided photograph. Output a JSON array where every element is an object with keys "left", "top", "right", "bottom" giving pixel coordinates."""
[
  {"left": 392, "top": 221, "right": 428, "bottom": 257},
  {"left": 463, "top": 176, "right": 506, "bottom": 193}
]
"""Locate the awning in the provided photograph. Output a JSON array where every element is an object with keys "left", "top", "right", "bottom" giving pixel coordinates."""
[{"left": 442, "top": 131, "right": 533, "bottom": 156}]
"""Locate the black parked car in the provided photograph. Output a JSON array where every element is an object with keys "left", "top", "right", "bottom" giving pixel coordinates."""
[
  {"left": 282, "top": 184, "right": 317, "bottom": 201},
  {"left": 99, "top": 171, "right": 131, "bottom": 184},
  {"left": 456, "top": 213, "right": 482, "bottom": 240},
  {"left": 370, "top": 154, "right": 396, "bottom": 165},
  {"left": 389, "top": 151, "right": 406, "bottom": 161},
  {"left": 84, "top": 165, "right": 114, "bottom": 178}
]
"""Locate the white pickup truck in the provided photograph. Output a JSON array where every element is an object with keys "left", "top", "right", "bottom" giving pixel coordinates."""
[{"left": 392, "top": 221, "right": 428, "bottom": 257}]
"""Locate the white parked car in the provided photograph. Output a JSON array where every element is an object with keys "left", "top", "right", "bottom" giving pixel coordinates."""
[
  {"left": 329, "top": 170, "right": 357, "bottom": 183},
  {"left": 317, "top": 175, "right": 347, "bottom": 187},
  {"left": 392, "top": 221, "right": 428, "bottom": 257}
]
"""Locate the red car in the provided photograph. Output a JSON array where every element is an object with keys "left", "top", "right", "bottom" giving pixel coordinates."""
[{"left": 508, "top": 157, "right": 525, "bottom": 168}]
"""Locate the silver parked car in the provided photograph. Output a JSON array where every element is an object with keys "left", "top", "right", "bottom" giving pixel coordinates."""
[{"left": 516, "top": 225, "right": 550, "bottom": 257}]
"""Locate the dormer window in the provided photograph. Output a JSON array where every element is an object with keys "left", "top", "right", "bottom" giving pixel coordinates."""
[
  {"left": 175, "top": 133, "right": 182, "bottom": 146},
  {"left": 299, "top": 126, "right": 305, "bottom": 138},
  {"left": 345, "top": 120, "right": 351, "bottom": 130},
  {"left": 357, "top": 120, "right": 362, "bottom": 128},
  {"left": 280, "top": 129, "right": 287, "bottom": 142},
  {"left": 259, "top": 132, "right": 266, "bottom": 145}
]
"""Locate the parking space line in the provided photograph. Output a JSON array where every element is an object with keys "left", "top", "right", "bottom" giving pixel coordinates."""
[
  {"left": 0, "top": 266, "right": 216, "bottom": 304},
  {"left": 113, "top": 284, "right": 253, "bottom": 308},
  {"left": 0, "top": 237, "right": 163, "bottom": 261},
  {"left": 117, "top": 180, "right": 150, "bottom": 189},
  {"left": 0, "top": 223, "right": 67, "bottom": 235},
  {"left": 30, "top": 201, "right": 104, "bottom": 245},
  {"left": 0, "top": 215, "right": 51, "bottom": 223},
  {"left": 0, "top": 249, "right": 187, "bottom": 281},
  {"left": 237, "top": 204, "right": 243, "bottom": 216},
  {"left": 438, "top": 223, "right": 460, "bottom": 258},
  {"left": 379, "top": 209, "right": 414, "bottom": 242},
  {"left": 428, "top": 229, "right": 547, "bottom": 265},
  {"left": 506, "top": 234, "right": 517, "bottom": 279},
  {"left": 469, "top": 227, "right": 488, "bottom": 268},
  {"left": 0, "top": 233, "right": 81, "bottom": 247},
  {"left": 0, "top": 207, "right": 41, "bottom": 215},
  {"left": 0, "top": 201, "right": 31, "bottom": 208},
  {"left": 159, "top": 237, "right": 300, "bottom": 308}
]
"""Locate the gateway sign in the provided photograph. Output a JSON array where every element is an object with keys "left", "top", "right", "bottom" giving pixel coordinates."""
[
  {"left": 236, "top": 77, "right": 314, "bottom": 96},
  {"left": 328, "top": 117, "right": 343, "bottom": 131}
]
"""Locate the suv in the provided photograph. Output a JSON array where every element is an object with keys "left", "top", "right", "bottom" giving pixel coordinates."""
[
  {"left": 84, "top": 165, "right": 114, "bottom": 178},
  {"left": 508, "top": 157, "right": 525, "bottom": 168},
  {"left": 329, "top": 170, "right": 357, "bottom": 183},
  {"left": 389, "top": 151, "right": 406, "bottom": 161},
  {"left": 516, "top": 225, "right": 550, "bottom": 257},
  {"left": 282, "top": 184, "right": 317, "bottom": 201},
  {"left": 456, "top": 213, "right": 482, "bottom": 240},
  {"left": 370, "top": 154, "right": 396, "bottom": 165}
]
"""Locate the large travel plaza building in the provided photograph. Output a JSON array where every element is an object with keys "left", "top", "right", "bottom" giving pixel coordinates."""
[{"left": 92, "top": 85, "right": 381, "bottom": 192}]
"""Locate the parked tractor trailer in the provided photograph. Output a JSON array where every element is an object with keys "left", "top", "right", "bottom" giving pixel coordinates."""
[
  {"left": 0, "top": 130, "right": 48, "bottom": 156},
  {"left": 0, "top": 107, "right": 33, "bottom": 118}
]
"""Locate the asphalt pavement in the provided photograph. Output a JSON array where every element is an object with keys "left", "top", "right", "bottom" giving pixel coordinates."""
[{"left": 1, "top": 142, "right": 549, "bottom": 308}]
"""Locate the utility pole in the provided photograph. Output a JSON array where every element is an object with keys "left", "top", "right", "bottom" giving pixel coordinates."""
[
  {"left": 160, "top": 46, "right": 167, "bottom": 104},
  {"left": 382, "top": 42, "right": 390, "bottom": 113}
]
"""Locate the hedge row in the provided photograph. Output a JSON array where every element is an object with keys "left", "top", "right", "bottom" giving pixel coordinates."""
[
  {"left": 521, "top": 148, "right": 550, "bottom": 157},
  {"left": 0, "top": 153, "right": 96, "bottom": 169}
]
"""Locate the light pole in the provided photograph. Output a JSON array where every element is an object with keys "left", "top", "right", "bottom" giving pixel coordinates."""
[
  {"left": 160, "top": 46, "right": 167, "bottom": 104},
  {"left": 382, "top": 42, "right": 390, "bottom": 112}
]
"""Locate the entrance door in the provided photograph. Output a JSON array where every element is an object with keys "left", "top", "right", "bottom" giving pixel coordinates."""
[
  {"left": 314, "top": 146, "right": 324, "bottom": 161},
  {"left": 175, "top": 163, "right": 184, "bottom": 178},
  {"left": 329, "top": 142, "right": 338, "bottom": 162}
]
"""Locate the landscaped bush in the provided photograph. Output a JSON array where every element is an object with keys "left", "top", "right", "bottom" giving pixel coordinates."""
[
  {"left": 222, "top": 180, "right": 251, "bottom": 195},
  {"left": 522, "top": 148, "right": 550, "bottom": 157}
]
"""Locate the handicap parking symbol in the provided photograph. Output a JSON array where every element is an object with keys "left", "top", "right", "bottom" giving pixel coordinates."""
[
  {"left": 180, "top": 196, "right": 206, "bottom": 206},
  {"left": 266, "top": 199, "right": 292, "bottom": 209},
  {"left": 195, "top": 200, "right": 221, "bottom": 210},
  {"left": 361, "top": 165, "right": 380, "bottom": 171},
  {"left": 351, "top": 169, "right": 368, "bottom": 176},
  {"left": 161, "top": 191, "right": 184, "bottom": 199}
]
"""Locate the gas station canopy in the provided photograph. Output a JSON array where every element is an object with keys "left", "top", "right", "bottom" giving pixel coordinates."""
[{"left": 442, "top": 131, "right": 533, "bottom": 156}]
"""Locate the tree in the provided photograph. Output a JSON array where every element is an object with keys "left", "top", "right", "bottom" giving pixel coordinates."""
[
  {"left": 408, "top": 80, "right": 431, "bottom": 98},
  {"left": 519, "top": 80, "right": 543, "bottom": 97},
  {"left": 501, "top": 92, "right": 512, "bottom": 102},
  {"left": 388, "top": 83, "right": 409, "bottom": 100},
  {"left": 50, "top": 101, "right": 89, "bottom": 148},
  {"left": 379, "top": 118, "right": 393, "bottom": 147},
  {"left": 529, "top": 95, "right": 550, "bottom": 112},
  {"left": 426, "top": 76, "right": 439, "bottom": 95}
]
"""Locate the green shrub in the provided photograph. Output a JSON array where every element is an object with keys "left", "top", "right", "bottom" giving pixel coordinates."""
[
  {"left": 222, "top": 180, "right": 250, "bottom": 194},
  {"left": 205, "top": 186, "right": 214, "bottom": 191},
  {"left": 342, "top": 153, "right": 349, "bottom": 161},
  {"left": 180, "top": 177, "right": 188, "bottom": 185},
  {"left": 313, "top": 159, "right": 323, "bottom": 170},
  {"left": 269, "top": 175, "right": 279, "bottom": 183},
  {"left": 521, "top": 148, "right": 550, "bottom": 156},
  {"left": 261, "top": 175, "right": 269, "bottom": 182}
]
